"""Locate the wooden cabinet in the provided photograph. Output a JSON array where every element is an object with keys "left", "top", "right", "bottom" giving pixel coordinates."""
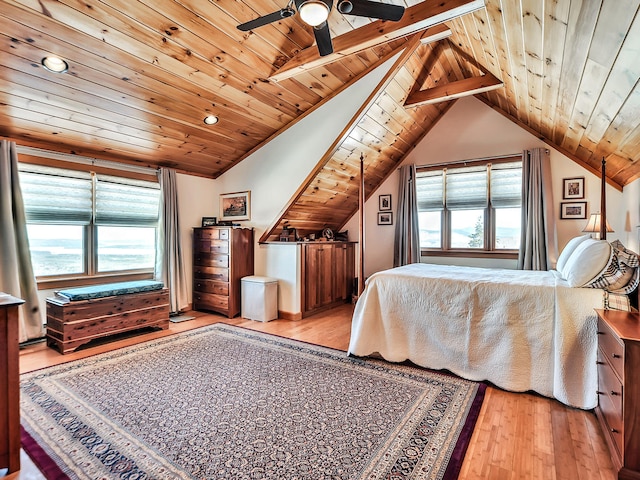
[
  {"left": 594, "top": 309, "right": 640, "bottom": 479},
  {"left": 301, "top": 242, "right": 355, "bottom": 316},
  {"left": 0, "top": 294, "right": 23, "bottom": 474},
  {"left": 193, "top": 227, "right": 253, "bottom": 318}
]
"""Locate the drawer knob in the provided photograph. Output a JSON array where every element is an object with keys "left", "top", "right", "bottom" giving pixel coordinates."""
[
  {"left": 596, "top": 361, "right": 605, "bottom": 365},
  {"left": 611, "top": 390, "right": 620, "bottom": 396},
  {"left": 611, "top": 428, "right": 620, "bottom": 434},
  {"left": 612, "top": 353, "right": 621, "bottom": 359}
]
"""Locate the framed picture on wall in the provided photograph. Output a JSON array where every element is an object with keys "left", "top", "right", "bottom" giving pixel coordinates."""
[
  {"left": 563, "top": 177, "right": 584, "bottom": 199},
  {"left": 220, "top": 191, "right": 250, "bottom": 221},
  {"left": 379, "top": 194, "right": 392, "bottom": 211},
  {"left": 378, "top": 212, "right": 393, "bottom": 225},
  {"left": 560, "top": 202, "right": 587, "bottom": 219}
]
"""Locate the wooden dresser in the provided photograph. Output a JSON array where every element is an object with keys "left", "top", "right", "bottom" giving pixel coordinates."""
[
  {"left": 193, "top": 227, "right": 254, "bottom": 318},
  {"left": 0, "top": 293, "right": 23, "bottom": 474},
  {"left": 301, "top": 242, "right": 355, "bottom": 317},
  {"left": 594, "top": 309, "right": 640, "bottom": 479}
]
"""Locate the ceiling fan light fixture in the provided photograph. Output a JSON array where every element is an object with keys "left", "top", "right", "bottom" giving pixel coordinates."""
[
  {"left": 298, "top": 0, "right": 330, "bottom": 26},
  {"left": 41, "top": 56, "right": 69, "bottom": 73}
]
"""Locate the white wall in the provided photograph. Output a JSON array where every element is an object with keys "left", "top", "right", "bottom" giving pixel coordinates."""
[{"left": 344, "top": 96, "right": 628, "bottom": 277}]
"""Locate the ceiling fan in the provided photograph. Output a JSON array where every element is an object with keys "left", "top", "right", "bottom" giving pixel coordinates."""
[{"left": 236, "top": 0, "right": 405, "bottom": 57}]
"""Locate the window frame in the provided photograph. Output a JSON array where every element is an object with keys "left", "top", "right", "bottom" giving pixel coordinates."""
[
  {"left": 19, "top": 161, "right": 160, "bottom": 289},
  {"left": 417, "top": 156, "right": 522, "bottom": 259}
]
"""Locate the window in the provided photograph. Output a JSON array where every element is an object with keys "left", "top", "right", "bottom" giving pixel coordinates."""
[
  {"left": 416, "top": 158, "right": 522, "bottom": 255},
  {"left": 19, "top": 164, "right": 160, "bottom": 279}
]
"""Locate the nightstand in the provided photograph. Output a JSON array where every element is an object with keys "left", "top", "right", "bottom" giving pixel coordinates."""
[{"left": 594, "top": 309, "right": 640, "bottom": 479}]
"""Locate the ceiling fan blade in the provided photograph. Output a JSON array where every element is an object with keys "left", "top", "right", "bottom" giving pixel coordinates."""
[
  {"left": 313, "top": 22, "right": 334, "bottom": 56},
  {"left": 237, "top": 8, "right": 295, "bottom": 31},
  {"left": 340, "top": 0, "right": 404, "bottom": 21}
]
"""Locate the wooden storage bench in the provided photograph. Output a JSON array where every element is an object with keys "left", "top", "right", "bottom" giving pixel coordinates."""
[{"left": 46, "top": 280, "right": 170, "bottom": 354}]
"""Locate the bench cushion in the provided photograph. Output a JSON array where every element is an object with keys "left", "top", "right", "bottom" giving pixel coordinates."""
[{"left": 56, "top": 280, "right": 165, "bottom": 301}]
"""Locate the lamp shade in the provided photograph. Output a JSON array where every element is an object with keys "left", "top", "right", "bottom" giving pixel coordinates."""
[{"left": 582, "top": 212, "right": 614, "bottom": 233}]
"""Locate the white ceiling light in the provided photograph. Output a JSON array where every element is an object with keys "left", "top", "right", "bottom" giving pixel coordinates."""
[
  {"left": 298, "top": 0, "right": 330, "bottom": 26},
  {"left": 203, "top": 115, "right": 219, "bottom": 125},
  {"left": 41, "top": 56, "right": 69, "bottom": 73}
]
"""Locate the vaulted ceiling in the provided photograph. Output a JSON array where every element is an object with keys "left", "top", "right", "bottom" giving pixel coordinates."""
[{"left": 2, "top": 0, "right": 639, "bottom": 239}]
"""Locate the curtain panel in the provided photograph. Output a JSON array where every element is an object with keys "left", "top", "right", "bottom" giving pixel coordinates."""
[
  {"left": 156, "top": 168, "right": 189, "bottom": 314},
  {"left": 0, "top": 140, "right": 44, "bottom": 342},
  {"left": 518, "top": 148, "right": 557, "bottom": 270},
  {"left": 393, "top": 164, "right": 421, "bottom": 267}
]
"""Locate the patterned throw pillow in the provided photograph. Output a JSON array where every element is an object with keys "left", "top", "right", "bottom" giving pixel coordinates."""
[{"left": 586, "top": 240, "right": 639, "bottom": 294}]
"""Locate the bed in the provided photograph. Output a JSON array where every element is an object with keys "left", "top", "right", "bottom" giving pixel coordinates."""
[{"left": 349, "top": 162, "right": 638, "bottom": 410}]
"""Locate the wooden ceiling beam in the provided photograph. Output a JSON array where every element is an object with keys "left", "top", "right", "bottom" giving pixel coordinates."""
[
  {"left": 404, "top": 72, "right": 503, "bottom": 107},
  {"left": 268, "top": 0, "right": 486, "bottom": 82}
]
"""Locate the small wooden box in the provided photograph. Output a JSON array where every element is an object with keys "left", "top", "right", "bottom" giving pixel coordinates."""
[{"left": 46, "top": 289, "right": 170, "bottom": 354}]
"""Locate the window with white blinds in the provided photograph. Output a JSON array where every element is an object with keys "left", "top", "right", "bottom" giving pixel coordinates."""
[
  {"left": 445, "top": 166, "right": 489, "bottom": 209},
  {"left": 416, "top": 158, "right": 522, "bottom": 253},
  {"left": 18, "top": 164, "right": 160, "bottom": 279}
]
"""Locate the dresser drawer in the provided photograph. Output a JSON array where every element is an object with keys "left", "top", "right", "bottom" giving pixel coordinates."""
[
  {"left": 194, "top": 279, "right": 228, "bottom": 296},
  {"left": 194, "top": 253, "right": 228, "bottom": 268},
  {"left": 194, "top": 240, "right": 229, "bottom": 255},
  {"left": 193, "top": 292, "right": 229, "bottom": 311},
  {"left": 193, "top": 266, "right": 229, "bottom": 282},
  {"left": 597, "top": 316, "right": 625, "bottom": 380},
  {"left": 195, "top": 228, "right": 230, "bottom": 241}
]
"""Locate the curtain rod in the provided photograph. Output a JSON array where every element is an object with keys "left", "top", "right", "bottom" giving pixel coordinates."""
[
  {"left": 16, "top": 145, "right": 158, "bottom": 175},
  {"left": 408, "top": 149, "right": 550, "bottom": 170}
]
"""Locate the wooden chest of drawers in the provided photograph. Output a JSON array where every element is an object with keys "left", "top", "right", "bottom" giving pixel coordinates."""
[
  {"left": 193, "top": 227, "right": 253, "bottom": 318},
  {"left": 594, "top": 309, "right": 640, "bottom": 479}
]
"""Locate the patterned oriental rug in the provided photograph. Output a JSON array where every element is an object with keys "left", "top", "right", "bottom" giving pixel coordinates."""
[{"left": 20, "top": 324, "right": 486, "bottom": 480}]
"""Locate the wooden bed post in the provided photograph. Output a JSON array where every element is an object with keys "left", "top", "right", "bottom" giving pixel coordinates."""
[
  {"left": 600, "top": 158, "right": 607, "bottom": 241},
  {"left": 358, "top": 153, "right": 365, "bottom": 297}
]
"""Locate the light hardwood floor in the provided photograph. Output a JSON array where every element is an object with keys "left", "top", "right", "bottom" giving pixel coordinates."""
[{"left": 4, "top": 304, "right": 616, "bottom": 480}]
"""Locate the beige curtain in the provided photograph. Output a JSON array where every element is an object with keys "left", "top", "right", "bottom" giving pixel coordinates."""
[
  {"left": 393, "top": 164, "right": 421, "bottom": 267},
  {"left": 155, "top": 168, "right": 189, "bottom": 314},
  {"left": 518, "top": 148, "right": 557, "bottom": 270},
  {"left": 0, "top": 140, "right": 44, "bottom": 341}
]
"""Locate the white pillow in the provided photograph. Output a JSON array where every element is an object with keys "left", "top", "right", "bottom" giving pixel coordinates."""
[
  {"left": 557, "top": 234, "right": 591, "bottom": 275},
  {"left": 562, "top": 239, "right": 612, "bottom": 287}
]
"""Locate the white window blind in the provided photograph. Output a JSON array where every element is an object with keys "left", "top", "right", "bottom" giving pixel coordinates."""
[
  {"left": 416, "top": 171, "right": 444, "bottom": 211},
  {"left": 445, "top": 166, "right": 488, "bottom": 209},
  {"left": 490, "top": 162, "right": 522, "bottom": 208},
  {"left": 95, "top": 174, "right": 160, "bottom": 226},
  {"left": 19, "top": 164, "right": 92, "bottom": 224}
]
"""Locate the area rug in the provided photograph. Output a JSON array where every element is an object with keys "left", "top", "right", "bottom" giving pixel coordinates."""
[{"left": 20, "top": 324, "right": 485, "bottom": 479}]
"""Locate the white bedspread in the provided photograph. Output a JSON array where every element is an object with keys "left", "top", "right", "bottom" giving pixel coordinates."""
[{"left": 348, "top": 263, "right": 605, "bottom": 409}]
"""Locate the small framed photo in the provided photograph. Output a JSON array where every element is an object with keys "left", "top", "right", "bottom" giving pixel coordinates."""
[
  {"left": 563, "top": 177, "right": 584, "bottom": 199},
  {"left": 379, "top": 194, "right": 392, "bottom": 211},
  {"left": 377, "top": 212, "right": 393, "bottom": 225},
  {"left": 220, "top": 191, "right": 250, "bottom": 221},
  {"left": 560, "top": 202, "right": 587, "bottom": 220},
  {"left": 201, "top": 217, "right": 217, "bottom": 227}
]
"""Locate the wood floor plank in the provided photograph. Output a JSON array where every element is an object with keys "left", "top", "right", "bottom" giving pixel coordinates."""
[{"left": 7, "top": 304, "right": 617, "bottom": 480}]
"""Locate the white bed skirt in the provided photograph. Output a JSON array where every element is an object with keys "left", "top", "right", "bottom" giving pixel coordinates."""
[{"left": 348, "top": 263, "right": 605, "bottom": 409}]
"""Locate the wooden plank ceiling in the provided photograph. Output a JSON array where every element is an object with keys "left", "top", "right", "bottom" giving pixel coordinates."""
[{"left": 1, "top": 0, "right": 639, "bottom": 240}]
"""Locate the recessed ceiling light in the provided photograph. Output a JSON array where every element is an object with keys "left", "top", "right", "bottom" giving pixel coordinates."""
[
  {"left": 203, "top": 115, "right": 219, "bottom": 125},
  {"left": 42, "top": 56, "right": 69, "bottom": 73}
]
